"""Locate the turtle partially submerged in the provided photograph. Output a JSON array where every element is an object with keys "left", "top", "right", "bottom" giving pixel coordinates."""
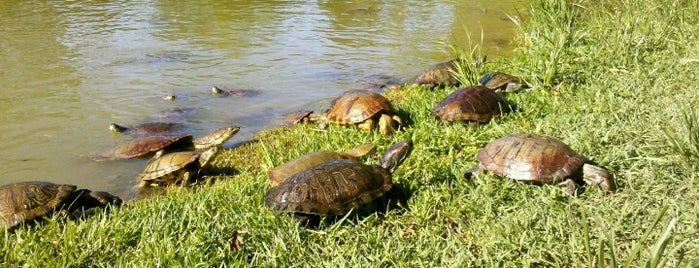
[
  {"left": 110, "top": 122, "right": 186, "bottom": 136},
  {"left": 0, "top": 181, "right": 122, "bottom": 230},
  {"left": 479, "top": 72, "right": 526, "bottom": 93},
  {"left": 432, "top": 85, "right": 511, "bottom": 123},
  {"left": 265, "top": 139, "right": 413, "bottom": 224},
  {"left": 324, "top": 89, "right": 402, "bottom": 136},
  {"left": 413, "top": 59, "right": 460, "bottom": 87},
  {"left": 268, "top": 143, "right": 376, "bottom": 185},
  {"left": 464, "top": 133, "right": 616, "bottom": 194},
  {"left": 211, "top": 86, "right": 261, "bottom": 97},
  {"left": 137, "top": 147, "right": 219, "bottom": 187}
]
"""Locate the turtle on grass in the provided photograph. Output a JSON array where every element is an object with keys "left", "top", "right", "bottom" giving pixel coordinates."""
[
  {"left": 464, "top": 133, "right": 616, "bottom": 195},
  {"left": 137, "top": 147, "right": 219, "bottom": 187},
  {"left": 432, "top": 85, "right": 511, "bottom": 123},
  {"left": 479, "top": 72, "right": 527, "bottom": 93},
  {"left": 412, "top": 59, "right": 460, "bottom": 87},
  {"left": 265, "top": 139, "right": 413, "bottom": 225},
  {"left": 322, "top": 90, "right": 402, "bottom": 136},
  {"left": 0, "top": 181, "right": 122, "bottom": 230}
]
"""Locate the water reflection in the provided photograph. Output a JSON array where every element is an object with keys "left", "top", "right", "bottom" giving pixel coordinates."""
[{"left": 0, "top": 0, "right": 524, "bottom": 200}]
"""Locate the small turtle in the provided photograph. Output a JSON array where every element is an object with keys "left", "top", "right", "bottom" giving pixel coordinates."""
[
  {"left": 464, "top": 133, "right": 616, "bottom": 194},
  {"left": 154, "top": 107, "right": 198, "bottom": 120},
  {"left": 432, "top": 85, "right": 511, "bottom": 123},
  {"left": 268, "top": 143, "right": 376, "bottom": 185},
  {"left": 137, "top": 147, "right": 219, "bottom": 187},
  {"left": 354, "top": 74, "right": 404, "bottom": 92},
  {"left": 413, "top": 59, "right": 460, "bottom": 87},
  {"left": 265, "top": 139, "right": 413, "bottom": 224},
  {"left": 89, "top": 135, "right": 194, "bottom": 161},
  {"left": 0, "top": 181, "right": 122, "bottom": 230},
  {"left": 282, "top": 110, "right": 315, "bottom": 126},
  {"left": 211, "top": 86, "right": 261, "bottom": 97},
  {"left": 110, "top": 122, "right": 186, "bottom": 136},
  {"left": 193, "top": 126, "right": 240, "bottom": 149},
  {"left": 479, "top": 72, "right": 526, "bottom": 93},
  {"left": 324, "top": 89, "right": 402, "bottom": 136}
]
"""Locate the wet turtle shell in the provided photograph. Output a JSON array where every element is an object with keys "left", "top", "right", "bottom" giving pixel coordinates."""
[
  {"left": 0, "top": 181, "right": 122, "bottom": 229},
  {"left": 413, "top": 59, "right": 460, "bottom": 87},
  {"left": 110, "top": 122, "right": 186, "bottom": 136},
  {"left": 479, "top": 72, "right": 526, "bottom": 93},
  {"left": 265, "top": 139, "right": 413, "bottom": 220},
  {"left": 211, "top": 86, "right": 261, "bottom": 97},
  {"left": 325, "top": 90, "right": 402, "bottom": 136},
  {"left": 137, "top": 147, "right": 218, "bottom": 187},
  {"left": 432, "top": 85, "right": 511, "bottom": 123},
  {"left": 193, "top": 126, "right": 240, "bottom": 150},
  {"left": 90, "top": 135, "right": 194, "bottom": 161},
  {"left": 268, "top": 143, "right": 376, "bottom": 185},
  {"left": 465, "top": 133, "right": 615, "bottom": 193}
]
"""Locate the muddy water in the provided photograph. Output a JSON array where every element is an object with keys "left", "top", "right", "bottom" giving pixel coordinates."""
[{"left": 0, "top": 1, "right": 525, "bottom": 200}]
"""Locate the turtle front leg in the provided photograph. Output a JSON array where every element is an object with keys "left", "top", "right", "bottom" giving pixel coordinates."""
[
  {"left": 558, "top": 179, "right": 579, "bottom": 196},
  {"left": 582, "top": 164, "right": 616, "bottom": 193},
  {"left": 377, "top": 114, "right": 400, "bottom": 136},
  {"left": 358, "top": 118, "right": 376, "bottom": 133}
]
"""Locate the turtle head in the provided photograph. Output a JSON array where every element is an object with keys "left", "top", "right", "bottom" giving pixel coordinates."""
[
  {"left": 582, "top": 164, "right": 616, "bottom": 193},
  {"left": 109, "top": 123, "right": 128, "bottom": 133},
  {"left": 380, "top": 139, "right": 414, "bottom": 173},
  {"left": 211, "top": 86, "right": 224, "bottom": 96}
]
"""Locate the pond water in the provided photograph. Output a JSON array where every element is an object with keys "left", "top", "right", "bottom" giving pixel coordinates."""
[{"left": 0, "top": 0, "right": 525, "bottom": 200}]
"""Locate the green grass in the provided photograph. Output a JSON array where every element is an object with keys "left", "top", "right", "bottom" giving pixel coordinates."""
[{"left": 3, "top": 0, "right": 699, "bottom": 266}]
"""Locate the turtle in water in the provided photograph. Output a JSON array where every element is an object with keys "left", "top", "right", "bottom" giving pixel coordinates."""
[
  {"left": 479, "top": 72, "right": 527, "bottom": 93},
  {"left": 268, "top": 143, "right": 376, "bottom": 185},
  {"left": 110, "top": 122, "right": 186, "bottom": 136},
  {"left": 137, "top": 147, "right": 219, "bottom": 187},
  {"left": 265, "top": 139, "right": 413, "bottom": 225},
  {"left": 412, "top": 59, "right": 460, "bottom": 87},
  {"left": 211, "top": 86, "right": 261, "bottom": 97},
  {"left": 323, "top": 89, "right": 402, "bottom": 136},
  {"left": 464, "top": 133, "right": 616, "bottom": 195},
  {"left": 354, "top": 74, "right": 404, "bottom": 92},
  {"left": 432, "top": 85, "right": 511, "bottom": 123},
  {"left": 0, "top": 181, "right": 122, "bottom": 230}
]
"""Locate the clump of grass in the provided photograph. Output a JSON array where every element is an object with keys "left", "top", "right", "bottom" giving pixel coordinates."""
[{"left": 664, "top": 105, "right": 699, "bottom": 171}]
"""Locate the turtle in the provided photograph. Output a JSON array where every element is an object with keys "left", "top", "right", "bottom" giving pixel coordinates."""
[
  {"left": 110, "top": 122, "right": 186, "bottom": 136},
  {"left": 193, "top": 126, "right": 240, "bottom": 150},
  {"left": 413, "top": 59, "right": 460, "bottom": 87},
  {"left": 324, "top": 89, "right": 402, "bottom": 136},
  {"left": 89, "top": 135, "right": 195, "bottom": 161},
  {"left": 432, "top": 85, "right": 511, "bottom": 123},
  {"left": 464, "top": 133, "right": 616, "bottom": 195},
  {"left": 265, "top": 139, "right": 413, "bottom": 224},
  {"left": 354, "top": 74, "right": 404, "bottom": 92},
  {"left": 137, "top": 147, "right": 219, "bottom": 187},
  {"left": 479, "top": 72, "right": 527, "bottom": 93},
  {"left": 281, "top": 110, "right": 315, "bottom": 126},
  {"left": 0, "top": 181, "right": 122, "bottom": 230},
  {"left": 268, "top": 143, "right": 376, "bottom": 185},
  {"left": 211, "top": 86, "right": 261, "bottom": 97}
]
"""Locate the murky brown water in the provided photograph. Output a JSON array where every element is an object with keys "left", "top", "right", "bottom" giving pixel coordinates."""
[{"left": 0, "top": 0, "right": 524, "bottom": 200}]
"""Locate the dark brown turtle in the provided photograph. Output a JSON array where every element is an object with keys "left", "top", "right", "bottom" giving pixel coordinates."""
[
  {"left": 89, "top": 135, "right": 194, "bottom": 161},
  {"left": 432, "top": 85, "right": 511, "bottom": 123},
  {"left": 110, "top": 122, "right": 186, "bottom": 136},
  {"left": 324, "top": 89, "right": 402, "bottom": 136},
  {"left": 211, "top": 86, "right": 261, "bottom": 97},
  {"left": 281, "top": 110, "right": 315, "bottom": 126},
  {"left": 0, "top": 181, "right": 122, "bottom": 229},
  {"left": 413, "top": 59, "right": 460, "bottom": 87},
  {"left": 137, "top": 147, "right": 219, "bottom": 187},
  {"left": 479, "top": 72, "right": 527, "bottom": 93},
  {"left": 268, "top": 143, "right": 376, "bottom": 185},
  {"left": 464, "top": 133, "right": 616, "bottom": 194},
  {"left": 265, "top": 139, "right": 413, "bottom": 224}
]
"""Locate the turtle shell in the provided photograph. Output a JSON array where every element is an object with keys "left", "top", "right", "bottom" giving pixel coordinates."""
[
  {"left": 265, "top": 159, "right": 392, "bottom": 217},
  {"left": 282, "top": 110, "right": 314, "bottom": 126},
  {"left": 326, "top": 90, "right": 396, "bottom": 125},
  {"left": 137, "top": 151, "right": 200, "bottom": 186},
  {"left": 413, "top": 59, "right": 459, "bottom": 86},
  {"left": 90, "top": 135, "right": 194, "bottom": 161},
  {"left": 479, "top": 72, "right": 525, "bottom": 92},
  {"left": 477, "top": 133, "right": 586, "bottom": 183},
  {"left": 432, "top": 85, "right": 510, "bottom": 122}
]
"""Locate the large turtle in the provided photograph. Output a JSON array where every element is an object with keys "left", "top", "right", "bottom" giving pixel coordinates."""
[
  {"left": 0, "top": 181, "right": 122, "bottom": 229},
  {"left": 265, "top": 139, "right": 413, "bottom": 224},
  {"left": 268, "top": 143, "right": 376, "bottom": 185},
  {"left": 432, "top": 85, "right": 511, "bottom": 123},
  {"left": 464, "top": 133, "right": 616, "bottom": 194},
  {"left": 110, "top": 122, "right": 186, "bottom": 136},
  {"left": 324, "top": 89, "right": 402, "bottom": 136},
  {"left": 413, "top": 59, "right": 460, "bottom": 87},
  {"left": 479, "top": 72, "right": 527, "bottom": 93},
  {"left": 137, "top": 147, "right": 219, "bottom": 187}
]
